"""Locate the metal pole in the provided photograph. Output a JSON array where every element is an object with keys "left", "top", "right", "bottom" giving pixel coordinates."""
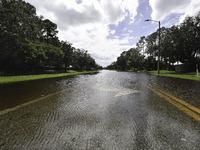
[
  {"left": 145, "top": 19, "right": 161, "bottom": 74},
  {"left": 158, "top": 21, "right": 160, "bottom": 74}
]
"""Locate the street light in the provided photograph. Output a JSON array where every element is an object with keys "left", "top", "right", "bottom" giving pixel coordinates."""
[{"left": 145, "top": 19, "right": 161, "bottom": 74}]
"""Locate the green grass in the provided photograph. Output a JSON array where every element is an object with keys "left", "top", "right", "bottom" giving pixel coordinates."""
[
  {"left": 147, "top": 70, "right": 176, "bottom": 74},
  {"left": 146, "top": 70, "right": 200, "bottom": 81},
  {"left": 0, "top": 70, "right": 99, "bottom": 84}
]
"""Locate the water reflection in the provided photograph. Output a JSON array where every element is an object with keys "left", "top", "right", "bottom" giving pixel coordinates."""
[{"left": 0, "top": 70, "right": 200, "bottom": 149}]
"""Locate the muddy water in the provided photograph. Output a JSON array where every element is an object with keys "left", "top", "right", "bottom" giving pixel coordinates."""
[{"left": 0, "top": 70, "right": 200, "bottom": 149}]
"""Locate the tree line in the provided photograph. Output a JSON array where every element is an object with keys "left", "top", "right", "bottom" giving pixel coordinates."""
[
  {"left": 0, "top": 0, "right": 101, "bottom": 74},
  {"left": 107, "top": 12, "right": 200, "bottom": 71}
]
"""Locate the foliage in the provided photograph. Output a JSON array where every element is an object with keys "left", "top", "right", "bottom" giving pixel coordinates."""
[
  {"left": 107, "top": 48, "right": 144, "bottom": 71},
  {"left": 0, "top": 0, "right": 101, "bottom": 74},
  {"left": 107, "top": 11, "right": 200, "bottom": 72}
]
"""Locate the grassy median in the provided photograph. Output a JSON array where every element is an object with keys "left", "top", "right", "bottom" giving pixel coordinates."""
[
  {"left": 146, "top": 70, "right": 200, "bottom": 81},
  {"left": 0, "top": 70, "right": 99, "bottom": 84}
]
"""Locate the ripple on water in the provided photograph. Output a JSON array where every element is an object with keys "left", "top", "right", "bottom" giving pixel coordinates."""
[{"left": 2, "top": 71, "right": 199, "bottom": 149}]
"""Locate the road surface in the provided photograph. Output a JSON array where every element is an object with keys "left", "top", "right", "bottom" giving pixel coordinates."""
[{"left": 0, "top": 70, "right": 200, "bottom": 149}]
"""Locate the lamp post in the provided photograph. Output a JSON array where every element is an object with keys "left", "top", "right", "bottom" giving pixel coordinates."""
[{"left": 145, "top": 19, "right": 160, "bottom": 74}]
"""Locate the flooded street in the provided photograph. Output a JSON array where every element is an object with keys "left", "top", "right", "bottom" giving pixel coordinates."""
[{"left": 0, "top": 70, "right": 200, "bottom": 149}]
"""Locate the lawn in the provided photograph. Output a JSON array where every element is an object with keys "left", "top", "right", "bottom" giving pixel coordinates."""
[
  {"left": 0, "top": 70, "right": 99, "bottom": 84},
  {"left": 146, "top": 70, "right": 200, "bottom": 81}
]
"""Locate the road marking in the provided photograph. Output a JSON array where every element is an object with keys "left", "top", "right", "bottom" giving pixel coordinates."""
[
  {"left": 147, "top": 85, "right": 200, "bottom": 122},
  {"left": 0, "top": 89, "right": 66, "bottom": 116},
  {"left": 93, "top": 84, "right": 140, "bottom": 97},
  {"left": 93, "top": 85, "right": 118, "bottom": 92},
  {"left": 114, "top": 89, "right": 140, "bottom": 97},
  {"left": 153, "top": 86, "right": 200, "bottom": 115}
]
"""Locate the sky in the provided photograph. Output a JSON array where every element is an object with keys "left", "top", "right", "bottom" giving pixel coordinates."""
[{"left": 25, "top": 0, "right": 200, "bottom": 67}]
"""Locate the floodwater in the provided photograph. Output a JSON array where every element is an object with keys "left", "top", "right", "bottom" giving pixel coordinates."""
[{"left": 0, "top": 70, "right": 200, "bottom": 149}]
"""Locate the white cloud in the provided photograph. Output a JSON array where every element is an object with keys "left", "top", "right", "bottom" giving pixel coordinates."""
[
  {"left": 110, "top": 30, "right": 116, "bottom": 35},
  {"left": 128, "top": 30, "right": 133, "bottom": 33},
  {"left": 123, "top": 0, "right": 139, "bottom": 21},
  {"left": 25, "top": 0, "right": 139, "bottom": 67},
  {"left": 149, "top": 0, "right": 200, "bottom": 22},
  {"left": 101, "top": 0, "right": 138, "bottom": 24},
  {"left": 101, "top": 0, "right": 124, "bottom": 24},
  {"left": 120, "top": 36, "right": 130, "bottom": 45},
  {"left": 179, "top": 0, "right": 200, "bottom": 22}
]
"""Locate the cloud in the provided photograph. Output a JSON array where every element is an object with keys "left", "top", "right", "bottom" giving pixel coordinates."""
[
  {"left": 110, "top": 30, "right": 116, "bottom": 35},
  {"left": 128, "top": 30, "right": 133, "bottom": 33},
  {"left": 123, "top": 0, "right": 139, "bottom": 21},
  {"left": 101, "top": 0, "right": 124, "bottom": 24},
  {"left": 53, "top": 5, "right": 102, "bottom": 28},
  {"left": 25, "top": 0, "right": 139, "bottom": 67},
  {"left": 101, "top": 0, "right": 139, "bottom": 24},
  {"left": 149, "top": 0, "right": 200, "bottom": 22}
]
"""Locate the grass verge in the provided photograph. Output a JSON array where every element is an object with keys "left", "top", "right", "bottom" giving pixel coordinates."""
[
  {"left": 0, "top": 70, "right": 99, "bottom": 84},
  {"left": 145, "top": 70, "right": 200, "bottom": 81}
]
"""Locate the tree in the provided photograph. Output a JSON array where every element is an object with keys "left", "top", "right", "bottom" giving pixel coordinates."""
[
  {"left": 161, "top": 26, "right": 179, "bottom": 64},
  {"left": 106, "top": 62, "right": 117, "bottom": 70},
  {"left": 128, "top": 48, "right": 144, "bottom": 71},
  {"left": 107, "top": 12, "right": 200, "bottom": 72},
  {"left": 145, "top": 32, "right": 158, "bottom": 57},
  {"left": 136, "top": 36, "right": 145, "bottom": 55},
  {"left": 116, "top": 51, "right": 129, "bottom": 70},
  {"left": 144, "top": 56, "right": 157, "bottom": 71},
  {"left": 0, "top": 0, "right": 39, "bottom": 40},
  {"left": 110, "top": 48, "right": 145, "bottom": 71},
  {"left": 0, "top": 0, "right": 103, "bottom": 73},
  {"left": 178, "top": 15, "right": 200, "bottom": 65},
  {"left": 41, "top": 19, "right": 59, "bottom": 46},
  {"left": 61, "top": 41, "right": 74, "bottom": 70}
]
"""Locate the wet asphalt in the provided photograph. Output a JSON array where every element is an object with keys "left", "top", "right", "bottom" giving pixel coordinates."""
[{"left": 0, "top": 70, "right": 200, "bottom": 149}]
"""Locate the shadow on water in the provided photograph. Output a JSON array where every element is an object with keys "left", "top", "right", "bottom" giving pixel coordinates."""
[
  {"left": 0, "top": 70, "right": 199, "bottom": 149},
  {"left": 0, "top": 74, "right": 95, "bottom": 111}
]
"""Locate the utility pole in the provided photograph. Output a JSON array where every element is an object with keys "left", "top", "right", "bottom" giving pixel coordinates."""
[
  {"left": 158, "top": 21, "right": 160, "bottom": 74},
  {"left": 145, "top": 19, "right": 161, "bottom": 74}
]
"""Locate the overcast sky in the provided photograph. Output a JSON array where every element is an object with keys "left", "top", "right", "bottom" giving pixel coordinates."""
[{"left": 25, "top": 0, "right": 200, "bottom": 67}]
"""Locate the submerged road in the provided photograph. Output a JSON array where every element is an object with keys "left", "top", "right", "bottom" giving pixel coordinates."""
[{"left": 0, "top": 70, "right": 200, "bottom": 149}]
